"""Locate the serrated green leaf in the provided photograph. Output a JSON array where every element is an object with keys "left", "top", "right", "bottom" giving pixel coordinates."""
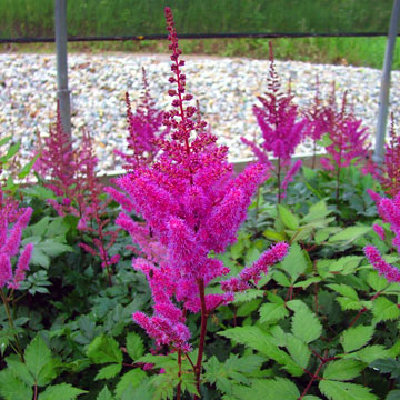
[
  {"left": 286, "top": 335, "right": 311, "bottom": 369},
  {"left": 279, "top": 242, "right": 309, "bottom": 282},
  {"left": 218, "top": 327, "right": 303, "bottom": 376},
  {"left": 6, "top": 359, "right": 34, "bottom": 386},
  {"left": 322, "top": 359, "right": 364, "bottom": 381},
  {"left": 115, "top": 369, "right": 146, "bottom": 398},
  {"left": 326, "top": 283, "right": 359, "bottom": 301},
  {"left": 367, "top": 271, "right": 390, "bottom": 292},
  {"left": 271, "top": 270, "right": 291, "bottom": 287},
  {"left": 372, "top": 297, "right": 400, "bottom": 323},
  {"left": 233, "top": 289, "right": 264, "bottom": 304},
  {"left": 263, "top": 229, "right": 286, "bottom": 241},
  {"left": 0, "top": 369, "right": 33, "bottom": 400},
  {"left": 39, "top": 383, "right": 87, "bottom": 400},
  {"left": 303, "top": 200, "right": 331, "bottom": 222},
  {"left": 346, "top": 345, "right": 391, "bottom": 363},
  {"left": 97, "top": 386, "right": 114, "bottom": 400},
  {"left": 95, "top": 363, "right": 122, "bottom": 380},
  {"left": 293, "top": 277, "right": 321, "bottom": 289},
  {"left": 126, "top": 332, "right": 144, "bottom": 361},
  {"left": 24, "top": 336, "right": 52, "bottom": 382},
  {"left": 259, "top": 302, "right": 289, "bottom": 324},
  {"left": 292, "top": 306, "right": 322, "bottom": 343},
  {"left": 328, "top": 227, "right": 371, "bottom": 243},
  {"left": 232, "top": 378, "right": 300, "bottom": 400},
  {"left": 340, "top": 325, "right": 373, "bottom": 353},
  {"left": 278, "top": 204, "right": 299, "bottom": 230},
  {"left": 319, "top": 380, "right": 377, "bottom": 400},
  {"left": 88, "top": 335, "right": 122, "bottom": 364}
]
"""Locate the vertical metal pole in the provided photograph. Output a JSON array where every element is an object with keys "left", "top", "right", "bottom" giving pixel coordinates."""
[
  {"left": 55, "top": 0, "right": 71, "bottom": 136},
  {"left": 373, "top": 0, "right": 400, "bottom": 164}
]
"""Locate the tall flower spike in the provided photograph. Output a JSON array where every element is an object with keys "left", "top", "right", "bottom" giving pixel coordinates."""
[
  {"left": 240, "top": 42, "right": 306, "bottom": 202},
  {"left": 111, "top": 9, "right": 288, "bottom": 359}
]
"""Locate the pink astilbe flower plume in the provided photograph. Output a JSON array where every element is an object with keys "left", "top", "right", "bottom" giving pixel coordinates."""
[
  {"left": 108, "top": 8, "right": 288, "bottom": 371},
  {"left": 35, "top": 109, "right": 120, "bottom": 283},
  {"left": 114, "top": 68, "right": 167, "bottom": 170},
  {"left": 364, "top": 246, "right": 400, "bottom": 283},
  {"left": 0, "top": 195, "right": 33, "bottom": 290},
  {"left": 241, "top": 42, "right": 306, "bottom": 202},
  {"left": 379, "top": 115, "right": 400, "bottom": 198}
]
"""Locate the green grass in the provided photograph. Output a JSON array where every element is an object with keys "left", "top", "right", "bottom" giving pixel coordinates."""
[{"left": 1, "top": 0, "right": 397, "bottom": 69}]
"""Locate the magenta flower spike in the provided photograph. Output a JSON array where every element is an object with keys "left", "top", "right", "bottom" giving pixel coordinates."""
[
  {"left": 108, "top": 8, "right": 289, "bottom": 359},
  {"left": 0, "top": 194, "right": 33, "bottom": 290},
  {"left": 240, "top": 42, "right": 306, "bottom": 202},
  {"left": 114, "top": 68, "right": 167, "bottom": 170}
]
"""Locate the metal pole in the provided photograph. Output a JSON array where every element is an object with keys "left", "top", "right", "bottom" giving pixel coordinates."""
[
  {"left": 373, "top": 0, "right": 400, "bottom": 164},
  {"left": 55, "top": 0, "right": 71, "bottom": 136}
]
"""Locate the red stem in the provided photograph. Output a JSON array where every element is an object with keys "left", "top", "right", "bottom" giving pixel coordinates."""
[{"left": 348, "top": 291, "right": 381, "bottom": 328}]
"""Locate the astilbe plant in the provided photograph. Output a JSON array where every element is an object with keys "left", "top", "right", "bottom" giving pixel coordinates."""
[
  {"left": 364, "top": 192, "right": 400, "bottom": 284},
  {"left": 0, "top": 189, "right": 33, "bottom": 360},
  {"left": 241, "top": 42, "right": 306, "bottom": 202},
  {"left": 107, "top": 8, "right": 289, "bottom": 398},
  {"left": 114, "top": 67, "right": 166, "bottom": 171},
  {"left": 378, "top": 116, "right": 400, "bottom": 198},
  {"left": 318, "top": 90, "right": 370, "bottom": 206},
  {"left": 35, "top": 109, "right": 119, "bottom": 283}
]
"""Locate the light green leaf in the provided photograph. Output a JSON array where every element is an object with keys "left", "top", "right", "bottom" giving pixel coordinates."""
[
  {"left": 328, "top": 227, "right": 371, "bottom": 243},
  {"left": 372, "top": 297, "right": 400, "bottom": 323},
  {"left": 24, "top": 336, "right": 52, "bottom": 382},
  {"left": 263, "top": 229, "right": 286, "bottom": 241},
  {"left": 232, "top": 378, "right": 300, "bottom": 400},
  {"left": 233, "top": 289, "right": 264, "bottom": 304},
  {"left": 323, "top": 359, "right": 365, "bottom": 381},
  {"left": 346, "top": 345, "right": 391, "bottom": 363},
  {"left": 6, "top": 358, "right": 34, "bottom": 386},
  {"left": 279, "top": 242, "right": 309, "bottom": 282},
  {"left": 115, "top": 369, "right": 146, "bottom": 398},
  {"left": 39, "top": 383, "right": 87, "bottom": 400},
  {"left": 95, "top": 363, "right": 122, "bottom": 380},
  {"left": 0, "top": 370, "right": 33, "bottom": 400},
  {"left": 286, "top": 335, "right": 311, "bottom": 369},
  {"left": 126, "top": 332, "right": 144, "bottom": 361},
  {"left": 278, "top": 204, "right": 299, "bottom": 230},
  {"left": 326, "top": 283, "right": 359, "bottom": 301},
  {"left": 319, "top": 380, "right": 378, "bottom": 400},
  {"left": 293, "top": 277, "right": 321, "bottom": 289},
  {"left": 367, "top": 271, "right": 390, "bottom": 292},
  {"left": 303, "top": 200, "right": 331, "bottom": 222},
  {"left": 340, "top": 325, "right": 374, "bottom": 353},
  {"left": 87, "top": 335, "right": 122, "bottom": 364},
  {"left": 97, "top": 386, "right": 114, "bottom": 400},
  {"left": 291, "top": 305, "right": 322, "bottom": 343},
  {"left": 259, "top": 302, "right": 289, "bottom": 324}
]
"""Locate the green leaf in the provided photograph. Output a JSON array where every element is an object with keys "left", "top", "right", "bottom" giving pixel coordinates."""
[
  {"left": 218, "top": 327, "right": 303, "bottom": 376},
  {"left": 302, "top": 200, "right": 331, "bottom": 222},
  {"left": 115, "top": 369, "right": 146, "bottom": 398},
  {"left": 263, "top": 229, "right": 286, "bottom": 241},
  {"left": 278, "top": 204, "right": 299, "bottom": 230},
  {"left": 126, "top": 332, "right": 144, "bottom": 361},
  {"left": 340, "top": 325, "right": 374, "bottom": 353},
  {"left": 323, "top": 359, "right": 364, "bottom": 381},
  {"left": 367, "top": 271, "right": 390, "bottom": 292},
  {"left": 6, "top": 358, "right": 34, "bottom": 386},
  {"left": 387, "top": 390, "right": 400, "bottom": 400},
  {"left": 279, "top": 242, "right": 309, "bottom": 282},
  {"left": 326, "top": 283, "right": 359, "bottom": 301},
  {"left": 286, "top": 335, "right": 311, "bottom": 369},
  {"left": 39, "top": 383, "right": 87, "bottom": 400},
  {"left": 372, "top": 297, "right": 400, "bottom": 323},
  {"left": 346, "top": 345, "right": 391, "bottom": 363},
  {"left": 97, "top": 386, "right": 114, "bottom": 400},
  {"left": 0, "top": 141, "right": 21, "bottom": 163},
  {"left": 95, "top": 363, "right": 122, "bottom": 380},
  {"left": 233, "top": 289, "right": 264, "bottom": 304},
  {"left": 24, "top": 336, "right": 53, "bottom": 383},
  {"left": 232, "top": 378, "right": 300, "bottom": 400},
  {"left": 0, "top": 369, "right": 33, "bottom": 400},
  {"left": 293, "top": 277, "right": 321, "bottom": 289},
  {"left": 88, "top": 335, "right": 123, "bottom": 364},
  {"left": 319, "top": 380, "right": 378, "bottom": 400},
  {"left": 328, "top": 227, "right": 371, "bottom": 243},
  {"left": 291, "top": 305, "right": 322, "bottom": 343},
  {"left": 0, "top": 136, "right": 12, "bottom": 146},
  {"left": 259, "top": 302, "right": 289, "bottom": 324},
  {"left": 18, "top": 154, "right": 39, "bottom": 179}
]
